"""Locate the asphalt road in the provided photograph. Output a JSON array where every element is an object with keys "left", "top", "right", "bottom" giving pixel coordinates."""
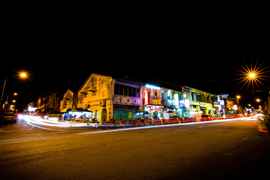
[{"left": 0, "top": 120, "right": 270, "bottom": 180}]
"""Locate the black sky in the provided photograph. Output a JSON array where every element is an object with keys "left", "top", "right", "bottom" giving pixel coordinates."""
[{"left": 1, "top": 17, "right": 270, "bottom": 108}]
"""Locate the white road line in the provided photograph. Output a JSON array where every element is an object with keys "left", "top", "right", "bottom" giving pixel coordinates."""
[{"left": 78, "top": 117, "right": 256, "bottom": 135}]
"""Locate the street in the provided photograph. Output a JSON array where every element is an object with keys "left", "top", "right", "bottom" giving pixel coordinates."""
[{"left": 0, "top": 119, "right": 270, "bottom": 180}]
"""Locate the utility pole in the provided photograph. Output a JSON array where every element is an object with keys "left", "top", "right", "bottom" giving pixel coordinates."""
[{"left": 1, "top": 79, "right": 7, "bottom": 111}]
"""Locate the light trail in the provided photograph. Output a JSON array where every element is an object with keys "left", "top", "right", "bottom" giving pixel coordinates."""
[
  {"left": 78, "top": 116, "right": 257, "bottom": 135},
  {"left": 17, "top": 114, "right": 257, "bottom": 132},
  {"left": 17, "top": 114, "right": 96, "bottom": 128}
]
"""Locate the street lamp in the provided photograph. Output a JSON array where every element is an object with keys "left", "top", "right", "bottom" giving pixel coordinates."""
[
  {"left": 1, "top": 70, "right": 30, "bottom": 111},
  {"left": 241, "top": 65, "right": 264, "bottom": 88},
  {"left": 247, "top": 71, "right": 257, "bottom": 81},
  {"left": 13, "top": 92, "right": 18, "bottom": 96},
  {"left": 18, "top": 70, "right": 29, "bottom": 80},
  {"left": 256, "top": 98, "right": 261, "bottom": 103},
  {"left": 236, "top": 95, "right": 241, "bottom": 100}
]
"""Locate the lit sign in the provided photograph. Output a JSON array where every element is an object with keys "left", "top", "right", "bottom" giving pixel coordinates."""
[
  {"left": 28, "top": 106, "right": 37, "bottom": 112},
  {"left": 144, "top": 89, "right": 148, "bottom": 105},
  {"left": 184, "top": 99, "right": 190, "bottom": 107},
  {"left": 174, "top": 93, "right": 179, "bottom": 108},
  {"left": 113, "top": 95, "right": 141, "bottom": 106},
  {"left": 151, "top": 99, "right": 161, "bottom": 105},
  {"left": 145, "top": 84, "right": 160, "bottom": 89}
]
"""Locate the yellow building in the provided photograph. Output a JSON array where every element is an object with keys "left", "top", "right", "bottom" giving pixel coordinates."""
[
  {"left": 60, "top": 89, "right": 74, "bottom": 112},
  {"left": 77, "top": 74, "right": 114, "bottom": 124}
]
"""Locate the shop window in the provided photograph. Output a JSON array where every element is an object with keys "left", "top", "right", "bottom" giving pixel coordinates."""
[
  {"left": 129, "top": 88, "right": 133, "bottom": 97},
  {"left": 154, "top": 91, "right": 158, "bottom": 98},
  {"left": 211, "top": 96, "right": 217, "bottom": 102},
  {"left": 191, "top": 92, "right": 196, "bottom": 101},
  {"left": 136, "top": 89, "right": 140, "bottom": 97},
  {"left": 208, "top": 96, "right": 212, "bottom": 103},
  {"left": 125, "top": 87, "right": 129, "bottom": 96},
  {"left": 114, "top": 84, "right": 121, "bottom": 95},
  {"left": 121, "top": 85, "right": 125, "bottom": 96},
  {"left": 197, "top": 94, "right": 202, "bottom": 102}
]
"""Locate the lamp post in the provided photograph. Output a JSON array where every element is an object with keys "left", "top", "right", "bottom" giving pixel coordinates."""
[
  {"left": 1, "top": 70, "right": 30, "bottom": 112},
  {"left": 245, "top": 67, "right": 268, "bottom": 113},
  {"left": 235, "top": 95, "right": 242, "bottom": 114},
  {"left": 236, "top": 95, "right": 241, "bottom": 101},
  {"left": 0, "top": 79, "right": 7, "bottom": 108}
]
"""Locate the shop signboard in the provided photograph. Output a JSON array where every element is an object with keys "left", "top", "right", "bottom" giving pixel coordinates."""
[
  {"left": 113, "top": 95, "right": 141, "bottom": 106},
  {"left": 151, "top": 99, "right": 161, "bottom": 105},
  {"left": 199, "top": 102, "right": 212, "bottom": 107}
]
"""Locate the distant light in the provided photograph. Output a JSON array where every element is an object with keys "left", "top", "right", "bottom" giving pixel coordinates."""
[
  {"left": 28, "top": 106, "right": 37, "bottom": 112},
  {"left": 12, "top": 99, "right": 16, "bottom": 103},
  {"left": 13, "top": 92, "right": 18, "bottom": 96},
  {"left": 184, "top": 99, "right": 190, "bottom": 107},
  {"left": 256, "top": 98, "right": 261, "bottom": 103},
  {"left": 183, "top": 93, "right": 187, "bottom": 98},
  {"left": 174, "top": 93, "right": 179, "bottom": 108},
  {"left": 145, "top": 84, "right": 160, "bottom": 89},
  {"left": 236, "top": 95, "right": 241, "bottom": 100},
  {"left": 232, "top": 104, "right": 238, "bottom": 111}
]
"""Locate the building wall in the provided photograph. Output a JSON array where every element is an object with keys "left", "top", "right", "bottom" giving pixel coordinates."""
[
  {"left": 112, "top": 80, "right": 142, "bottom": 120},
  {"left": 182, "top": 86, "right": 218, "bottom": 117},
  {"left": 60, "top": 89, "right": 74, "bottom": 112},
  {"left": 77, "top": 74, "right": 113, "bottom": 123}
]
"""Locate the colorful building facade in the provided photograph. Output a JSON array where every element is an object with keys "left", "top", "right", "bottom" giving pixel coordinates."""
[{"left": 77, "top": 73, "right": 227, "bottom": 123}]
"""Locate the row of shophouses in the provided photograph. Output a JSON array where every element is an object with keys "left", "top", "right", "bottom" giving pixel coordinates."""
[{"left": 36, "top": 73, "right": 230, "bottom": 124}]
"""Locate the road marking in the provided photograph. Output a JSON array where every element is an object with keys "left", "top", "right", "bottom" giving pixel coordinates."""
[{"left": 78, "top": 117, "right": 256, "bottom": 135}]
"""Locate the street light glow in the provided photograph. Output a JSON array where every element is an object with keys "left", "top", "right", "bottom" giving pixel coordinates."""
[
  {"left": 13, "top": 92, "right": 18, "bottom": 96},
  {"left": 240, "top": 65, "right": 265, "bottom": 87},
  {"left": 18, "top": 70, "right": 29, "bottom": 80},
  {"left": 247, "top": 71, "right": 257, "bottom": 80},
  {"left": 236, "top": 95, "right": 241, "bottom": 100},
  {"left": 256, "top": 98, "right": 261, "bottom": 103}
]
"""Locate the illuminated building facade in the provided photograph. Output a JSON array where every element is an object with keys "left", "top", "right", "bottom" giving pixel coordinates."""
[
  {"left": 77, "top": 74, "right": 114, "bottom": 124},
  {"left": 60, "top": 89, "right": 74, "bottom": 112},
  {"left": 181, "top": 86, "right": 225, "bottom": 118},
  {"left": 112, "top": 80, "right": 142, "bottom": 121},
  {"left": 77, "top": 73, "right": 226, "bottom": 123}
]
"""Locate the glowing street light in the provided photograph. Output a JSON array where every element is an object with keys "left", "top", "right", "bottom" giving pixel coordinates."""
[
  {"left": 236, "top": 95, "right": 241, "bottom": 100},
  {"left": 18, "top": 70, "right": 29, "bottom": 80},
  {"left": 256, "top": 98, "right": 261, "bottom": 103},
  {"left": 13, "top": 92, "right": 18, "bottom": 96},
  {"left": 247, "top": 71, "right": 257, "bottom": 80},
  {"left": 1, "top": 70, "right": 30, "bottom": 111},
  {"left": 240, "top": 65, "right": 264, "bottom": 87},
  {"left": 12, "top": 99, "right": 16, "bottom": 103}
]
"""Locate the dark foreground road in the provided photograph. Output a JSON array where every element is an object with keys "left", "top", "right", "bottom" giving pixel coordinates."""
[{"left": 0, "top": 120, "right": 270, "bottom": 180}]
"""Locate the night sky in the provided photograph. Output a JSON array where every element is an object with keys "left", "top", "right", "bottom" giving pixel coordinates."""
[{"left": 1, "top": 22, "right": 270, "bottom": 109}]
